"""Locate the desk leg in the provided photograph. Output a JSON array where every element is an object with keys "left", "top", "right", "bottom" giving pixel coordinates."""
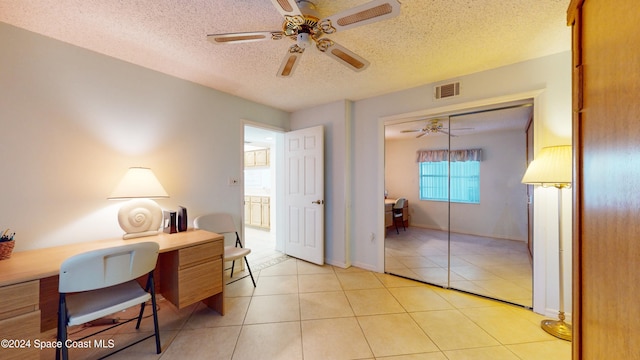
[{"left": 201, "top": 292, "right": 224, "bottom": 316}]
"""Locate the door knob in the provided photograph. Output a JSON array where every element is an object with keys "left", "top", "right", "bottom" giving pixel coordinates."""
[{"left": 312, "top": 200, "right": 324, "bottom": 204}]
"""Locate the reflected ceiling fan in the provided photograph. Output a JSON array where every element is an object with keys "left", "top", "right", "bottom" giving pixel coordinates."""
[
  {"left": 401, "top": 119, "right": 474, "bottom": 138},
  {"left": 207, "top": 0, "right": 401, "bottom": 77}
]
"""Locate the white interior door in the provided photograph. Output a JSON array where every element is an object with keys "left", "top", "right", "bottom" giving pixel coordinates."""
[{"left": 284, "top": 125, "right": 324, "bottom": 265}]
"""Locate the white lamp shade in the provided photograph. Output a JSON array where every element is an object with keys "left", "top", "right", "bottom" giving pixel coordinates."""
[
  {"left": 521, "top": 145, "right": 572, "bottom": 185},
  {"left": 109, "top": 167, "right": 169, "bottom": 199}
]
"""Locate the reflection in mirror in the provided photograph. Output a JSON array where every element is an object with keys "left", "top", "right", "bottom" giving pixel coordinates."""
[
  {"left": 384, "top": 116, "right": 451, "bottom": 287},
  {"left": 384, "top": 101, "right": 534, "bottom": 308}
]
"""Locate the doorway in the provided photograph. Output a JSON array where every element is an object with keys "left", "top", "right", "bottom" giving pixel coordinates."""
[
  {"left": 243, "top": 123, "right": 326, "bottom": 267},
  {"left": 383, "top": 100, "right": 534, "bottom": 308},
  {"left": 243, "top": 124, "right": 284, "bottom": 268}
]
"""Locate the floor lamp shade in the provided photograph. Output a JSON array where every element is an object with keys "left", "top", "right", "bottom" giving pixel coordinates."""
[
  {"left": 109, "top": 167, "right": 169, "bottom": 239},
  {"left": 521, "top": 145, "right": 572, "bottom": 341},
  {"left": 521, "top": 145, "right": 572, "bottom": 186}
]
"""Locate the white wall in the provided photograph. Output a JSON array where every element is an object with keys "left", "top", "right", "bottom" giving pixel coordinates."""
[
  {"left": 0, "top": 23, "right": 289, "bottom": 251},
  {"left": 385, "top": 129, "right": 528, "bottom": 241}
]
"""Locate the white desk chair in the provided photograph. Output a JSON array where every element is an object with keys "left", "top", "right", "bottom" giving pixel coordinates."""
[
  {"left": 56, "top": 242, "right": 161, "bottom": 360},
  {"left": 194, "top": 213, "right": 256, "bottom": 287}
]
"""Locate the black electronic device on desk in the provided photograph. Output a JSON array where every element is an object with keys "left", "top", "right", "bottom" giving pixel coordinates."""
[
  {"left": 163, "top": 210, "right": 177, "bottom": 234},
  {"left": 178, "top": 206, "right": 188, "bottom": 232}
]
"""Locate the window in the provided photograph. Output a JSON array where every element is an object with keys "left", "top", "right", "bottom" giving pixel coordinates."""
[{"left": 419, "top": 160, "right": 480, "bottom": 203}]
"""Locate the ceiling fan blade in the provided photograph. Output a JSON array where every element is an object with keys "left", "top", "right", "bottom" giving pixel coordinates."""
[
  {"left": 318, "top": 40, "right": 369, "bottom": 72},
  {"left": 416, "top": 132, "right": 427, "bottom": 138},
  {"left": 270, "top": 0, "right": 302, "bottom": 17},
  {"left": 401, "top": 129, "right": 422, "bottom": 133},
  {"left": 318, "top": 0, "right": 400, "bottom": 34},
  {"left": 277, "top": 44, "right": 305, "bottom": 77},
  {"left": 207, "top": 31, "right": 285, "bottom": 44},
  {"left": 438, "top": 130, "right": 457, "bottom": 137}
]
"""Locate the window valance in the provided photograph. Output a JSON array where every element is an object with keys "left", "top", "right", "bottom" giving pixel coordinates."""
[{"left": 416, "top": 149, "right": 482, "bottom": 162}]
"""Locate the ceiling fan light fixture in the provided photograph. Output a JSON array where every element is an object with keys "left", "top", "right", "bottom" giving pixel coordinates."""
[{"left": 297, "top": 32, "right": 311, "bottom": 48}]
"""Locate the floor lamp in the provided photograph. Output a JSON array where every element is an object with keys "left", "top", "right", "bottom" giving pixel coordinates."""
[{"left": 521, "top": 145, "right": 572, "bottom": 341}]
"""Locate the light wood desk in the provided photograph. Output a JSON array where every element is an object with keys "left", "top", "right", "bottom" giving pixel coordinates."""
[{"left": 0, "top": 229, "right": 224, "bottom": 360}]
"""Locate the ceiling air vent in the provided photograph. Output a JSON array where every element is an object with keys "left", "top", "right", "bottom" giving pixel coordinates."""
[{"left": 434, "top": 82, "right": 461, "bottom": 100}]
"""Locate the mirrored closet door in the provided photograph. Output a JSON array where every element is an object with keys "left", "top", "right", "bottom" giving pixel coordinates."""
[{"left": 384, "top": 101, "right": 534, "bottom": 308}]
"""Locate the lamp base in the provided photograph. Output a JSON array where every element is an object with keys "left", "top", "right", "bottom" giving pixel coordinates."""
[
  {"left": 122, "top": 230, "right": 159, "bottom": 240},
  {"left": 541, "top": 318, "right": 572, "bottom": 341},
  {"left": 117, "top": 199, "right": 163, "bottom": 240}
]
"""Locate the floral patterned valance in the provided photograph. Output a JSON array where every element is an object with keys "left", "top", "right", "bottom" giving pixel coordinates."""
[{"left": 416, "top": 149, "right": 483, "bottom": 162}]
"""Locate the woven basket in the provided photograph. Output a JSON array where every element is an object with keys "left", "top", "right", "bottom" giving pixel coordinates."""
[{"left": 0, "top": 240, "right": 15, "bottom": 260}]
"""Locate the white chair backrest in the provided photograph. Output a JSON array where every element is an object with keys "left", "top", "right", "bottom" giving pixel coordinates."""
[
  {"left": 59, "top": 242, "right": 159, "bottom": 293},
  {"left": 393, "top": 198, "right": 406, "bottom": 209},
  {"left": 194, "top": 213, "right": 237, "bottom": 235}
]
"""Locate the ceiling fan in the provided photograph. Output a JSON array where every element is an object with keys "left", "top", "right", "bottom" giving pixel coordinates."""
[
  {"left": 207, "top": 0, "right": 401, "bottom": 77},
  {"left": 401, "top": 119, "right": 474, "bottom": 138}
]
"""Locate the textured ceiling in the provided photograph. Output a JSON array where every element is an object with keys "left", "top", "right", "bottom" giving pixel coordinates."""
[{"left": 0, "top": 0, "right": 570, "bottom": 112}]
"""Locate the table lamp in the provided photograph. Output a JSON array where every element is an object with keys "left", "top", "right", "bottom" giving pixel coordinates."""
[
  {"left": 108, "top": 167, "right": 169, "bottom": 239},
  {"left": 521, "top": 145, "right": 572, "bottom": 341}
]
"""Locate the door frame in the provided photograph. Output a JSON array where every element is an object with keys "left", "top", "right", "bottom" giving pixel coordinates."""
[
  {"left": 241, "top": 120, "right": 286, "bottom": 253},
  {"left": 525, "top": 115, "right": 535, "bottom": 260}
]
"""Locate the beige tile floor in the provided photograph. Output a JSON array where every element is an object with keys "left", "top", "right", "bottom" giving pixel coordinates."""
[
  {"left": 243, "top": 226, "right": 286, "bottom": 270},
  {"left": 385, "top": 227, "right": 532, "bottom": 307},
  {"left": 39, "top": 257, "right": 571, "bottom": 360}
]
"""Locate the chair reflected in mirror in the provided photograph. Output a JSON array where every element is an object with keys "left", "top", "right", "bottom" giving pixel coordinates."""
[{"left": 393, "top": 197, "right": 407, "bottom": 234}]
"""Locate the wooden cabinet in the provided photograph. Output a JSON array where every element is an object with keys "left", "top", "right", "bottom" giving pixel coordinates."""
[
  {"left": 159, "top": 240, "right": 223, "bottom": 309},
  {"left": 568, "top": 1, "right": 640, "bottom": 358},
  {"left": 245, "top": 196, "right": 271, "bottom": 229},
  {"left": 254, "top": 149, "right": 269, "bottom": 166},
  {"left": 0, "top": 280, "right": 40, "bottom": 360},
  {"left": 244, "top": 149, "right": 270, "bottom": 167},
  {"left": 261, "top": 197, "right": 270, "bottom": 229},
  {"left": 244, "top": 151, "right": 255, "bottom": 167},
  {"left": 244, "top": 196, "right": 251, "bottom": 225},
  {"left": 250, "top": 196, "right": 263, "bottom": 226}
]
